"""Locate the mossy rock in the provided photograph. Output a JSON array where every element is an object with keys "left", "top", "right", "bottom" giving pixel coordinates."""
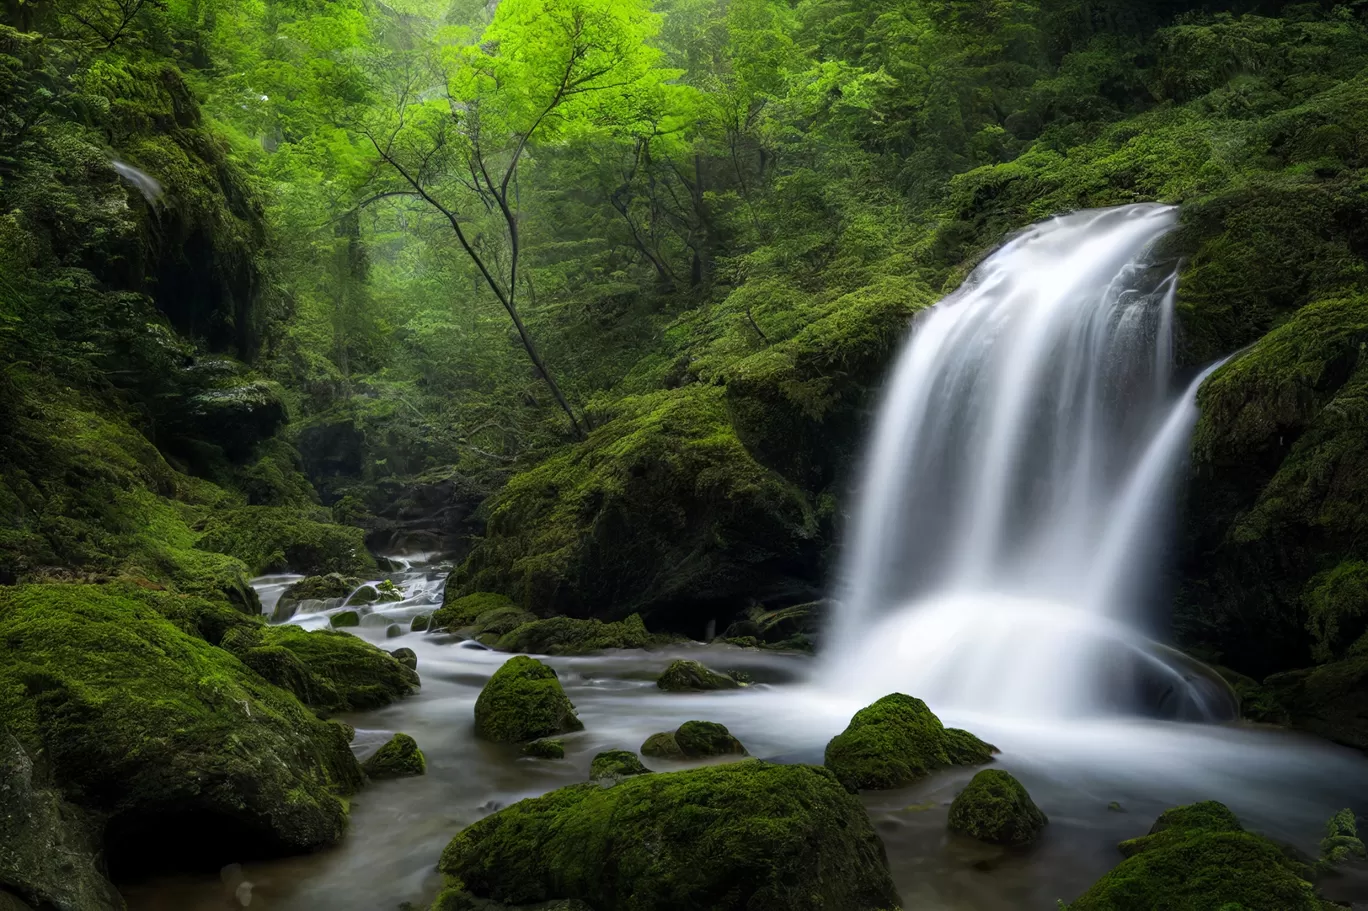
[
  {"left": 230, "top": 624, "right": 419, "bottom": 713},
  {"left": 640, "top": 731, "right": 685, "bottom": 759},
  {"left": 0, "top": 734, "right": 123, "bottom": 911},
  {"left": 589, "top": 750, "right": 651, "bottom": 782},
  {"left": 362, "top": 733, "right": 426, "bottom": 779},
  {"left": 1249, "top": 656, "right": 1368, "bottom": 751},
  {"left": 348, "top": 585, "right": 380, "bottom": 606},
  {"left": 455, "top": 385, "right": 819, "bottom": 628},
  {"left": 824, "top": 693, "right": 995, "bottom": 791},
  {"left": 947, "top": 770, "right": 1047, "bottom": 846},
  {"left": 196, "top": 506, "right": 376, "bottom": 577},
  {"left": 283, "top": 573, "right": 361, "bottom": 606},
  {"left": 675, "top": 720, "right": 747, "bottom": 758},
  {"left": 390, "top": 646, "right": 418, "bottom": 669},
  {"left": 496, "top": 614, "right": 653, "bottom": 656},
  {"left": 656, "top": 659, "right": 740, "bottom": 691},
  {"left": 411, "top": 614, "right": 431, "bottom": 632},
  {"left": 431, "top": 592, "right": 519, "bottom": 631},
  {"left": 522, "top": 739, "right": 566, "bottom": 760},
  {"left": 0, "top": 584, "right": 363, "bottom": 875},
  {"left": 438, "top": 762, "right": 901, "bottom": 911},
  {"left": 474, "top": 656, "right": 584, "bottom": 743},
  {"left": 1066, "top": 801, "right": 1322, "bottom": 910},
  {"left": 331, "top": 609, "right": 361, "bottom": 628},
  {"left": 1319, "top": 808, "right": 1366, "bottom": 870}
]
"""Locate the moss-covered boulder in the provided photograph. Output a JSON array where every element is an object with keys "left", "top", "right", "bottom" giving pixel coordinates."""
[
  {"left": 454, "top": 385, "right": 818, "bottom": 630},
  {"left": 1318, "top": 808, "right": 1366, "bottom": 870},
  {"left": 221, "top": 624, "right": 419, "bottom": 714},
  {"left": 0, "top": 734, "right": 123, "bottom": 911},
  {"left": 331, "top": 609, "right": 361, "bottom": 628},
  {"left": 347, "top": 585, "right": 380, "bottom": 606},
  {"left": 824, "top": 693, "right": 997, "bottom": 791},
  {"left": 1066, "top": 801, "right": 1323, "bottom": 910},
  {"left": 589, "top": 750, "right": 651, "bottom": 782},
  {"left": 947, "top": 770, "right": 1047, "bottom": 846},
  {"left": 432, "top": 592, "right": 518, "bottom": 631},
  {"left": 196, "top": 505, "right": 376, "bottom": 576},
  {"left": 0, "top": 584, "right": 363, "bottom": 877},
  {"left": 640, "top": 731, "right": 686, "bottom": 760},
  {"left": 495, "top": 614, "right": 654, "bottom": 656},
  {"left": 411, "top": 614, "right": 432, "bottom": 632},
  {"left": 391, "top": 646, "right": 418, "bottom": 670},
  {"left": 657, "top": 659, "right": 740, "bottom": 691},
  {"left": 522, "top": 739, "right": 566, "bottom": 760},
  {"left": 362, "top": 734, "right": 426, "bottom": 779},
  {"left": 1237, "top": 656, "right": 1368, "bottom": 750},
  {"left": 284, "top": 573, "right": 362, "bottom": 605},
  {"left": 474, "top": 656, "right": 584, "bottom": 743},
  {"left": 438, "top": 762, "right": 900, "bottom": 911}
]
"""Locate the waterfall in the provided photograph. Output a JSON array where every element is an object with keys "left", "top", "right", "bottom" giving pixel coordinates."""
[{"left": 825, "top": 204, "right": 1231, "bottom": 720}]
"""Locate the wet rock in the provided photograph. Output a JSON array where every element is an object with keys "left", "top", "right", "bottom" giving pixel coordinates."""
[
  {"left": 0, "top": 735, "right": 123, "bottom": 911},
  {"left": 824, "top": 693, "right": 996, "bottom": 791},
  {"left": 947, "top": 770, "right": 1047, "bottom": 846},
  {"left": 642, "top": 721, "right": 746, "bottom": 759},
  {"left": 376, "top": 579, "right": 405, "bottom": 603},
  {"left": 522, "top": 739, "right": 565, "bottom": 760},
  {"left": 495, "top": 614, "right": 655, "bottom": 656},
  {"left": 362, "top": 734, "right": 426, "bottom": 779},
  {"left": 589, "top": 750, "right": 651, "bottom": 783},
  {"left": 331, "top": 609, "right": 361, "bottom": 628},
  {"left": 283, "top": 573, "right": 361, "bottom": 605},
  {"left": 386, "top": 624, "right": 405, "bottom": 639},
  {"left": 390, "top": 647, "right": 417, "bottom": 670},
  {"left": 640, "top": 732, "right": 685, "bottom": 760},
  {"left": 1070, "top": 801, "right": 1323, "bottom": 910},
  {"left": 438, "top": 762, "right": 900, "bottom": 911},
  {"left": 1319, "top": 808, "right": 1366, "bottom": 869},
  {"left": 347, "top": 585, "right": 380, "bottom": 606},
  {"left": 411, "top": 614, "right": 431, "bottom": 632},
  {"left": 474, "top": 657, "right": 584, "bottom": 743},
  {"left": 656, "top": 659, "right": 741, "bottom": 691}
]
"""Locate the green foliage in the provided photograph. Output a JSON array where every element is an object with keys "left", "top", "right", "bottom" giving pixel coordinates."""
[
  {"left": 363, "top": 733, "right": 426, "bottom": 779},
  {"left": 1318, "top": 808, "right": 1365, "bottom": 870},
  {"left": 1065, "top": 801, "right": 1322, "bottom": 911},
  {"left": 0, "top": 584, "right": 362, "bottom": 864},
  {"left": 824, "top": 693, "right": 996, "bottom": 791},
  {"left": 437, "top": 761, "right": 902, "bottom": 911},
  {"left": 473, "top": 656, "right": 584, "bottom": 743},
  {"left": 947, "top": 769, "right": 1048, "bottom": 846}
]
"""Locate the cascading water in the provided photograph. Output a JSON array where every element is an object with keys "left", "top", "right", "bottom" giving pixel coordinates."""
[{"left": 825, "top": 203, "right": 1233, "bottom": 720}]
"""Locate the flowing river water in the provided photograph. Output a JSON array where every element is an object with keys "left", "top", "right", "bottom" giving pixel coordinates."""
[{"left": 120, "top": 557, "right": 1368, "bottom": 911}]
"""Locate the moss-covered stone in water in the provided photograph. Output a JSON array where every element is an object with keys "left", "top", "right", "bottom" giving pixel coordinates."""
[
  {"left": 411, "top": 614, "right": 431, "bottom": 632},
  {"left": 495, "top": 614, "right": 654, "bottom": 656},
  {"left": 656, "top": 659, "right": 741, "bottom": 691},
  {"left": 674, "top": 720, "right": 747, "bottom": 758},
  {"left": 1066, "top": 801, "right": 1322, "bottom": 911},
  {"left": 1252, "top": 656, "right": 1368, "bottom": 751},
  {"left": 947, "top": 770, "right": 1047, "bottom": 846},
  {"left": 825, "top": 693, "right": 992, "bottom": 790},
  {"left": 363, "top": 733, "right": 426, "bottom": 779},
  {"left": 0, "top": 584, "right": 362, "bottom": 875},
  {"left": 522, "top": 739, "right": 566, "bottom": 760},
  {"left": 377, "top": 579, "right": 405, "bottom": 602},
  {"left": 1319, "top": 808, "right": 1366, "bottom": 869},
  {"left": 640, "top": 731, "right": 684, "bottom": 759},
  {"left": 431, "top": 592, "right": 518, "bottom": 632},
  {"left": 474, "top": 656, "right": 584, "bottom": 743},
  {"left": 196, "top": 506, "right": 377, "bottom": 577},
  {"left": 438, "top": 762, "right": 900, "bottom": 911},
  {"left": 251, "top": 624, "right": 419, "bottom": 713},
  {"left": 391, "top": 646, "right": 418, "bottom": 669},
  {"left": 282, "top": 573, "right": 361, "bottom": 605},
  {"left": 332, "top": 609, "right": 361, "bottom": 628},
  {"left": 348, "top": 585, "right": 380, "bottom": 606},
  {"left": 589, "top": 750, "right": 651, "bottom": 782}
]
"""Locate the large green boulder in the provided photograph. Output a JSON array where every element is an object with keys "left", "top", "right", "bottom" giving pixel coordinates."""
[
  {"left": 0, "top": 735, "right": 123, "bottom": 911},
  {"left": 220, "top": 623, "right": 419, "bottom": 714},
  {"left": 454, "top": 385, "right": 818, "bottom": 626},
  {"left": 284, "top": 573, "right": 362, "bottom": 606},
  {"left": 474, "top": 656, "right": 584, "bottom": 743},
  {"left": 196, "top": 505, "right": 376, "bottom": 576},
  {"left": 656, "top": 659, "right": 740, "bottom": 691},
  {"left": 1066, "top": 801, "right": 1323, "bottom": 910},
  {"left": 495, "top": 614, "right": 654, "bottom": 655},
  {"left": 824, "top": 693, "right": 996, "bottom": 790},
  {"left": 362, "top": 734, "right": 426, "bottom": 779},
  {"left": 641, "top": 721, "right": 747, "bottom": 760},
  {"left": 438, "top": 762, "right": 900, "bottom": 911},
  {"left": 1244, "top": 656, "right": 1368, "bottom": 751},
  {"left": 947, "top": 770, "right": 1047, "bottom": 846},
  {"left": 0, "top": 584, "right": 363, "bottom": 876}
]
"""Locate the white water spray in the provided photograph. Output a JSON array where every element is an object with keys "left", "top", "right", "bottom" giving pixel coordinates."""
[{"left": 826, "top": 204, "right": 1231, "bottom": 720}]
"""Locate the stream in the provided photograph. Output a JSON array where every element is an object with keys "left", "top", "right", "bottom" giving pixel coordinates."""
[{"left": 121, "top": 557, "right": 1368, "bottom": 911}]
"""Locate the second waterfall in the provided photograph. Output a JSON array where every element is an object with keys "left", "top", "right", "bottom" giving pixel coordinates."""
[{"left": 825, "top": 204, "right": 1231, "bottom": 721}]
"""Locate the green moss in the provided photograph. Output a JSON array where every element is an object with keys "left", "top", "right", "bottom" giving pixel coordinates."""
[
  {"left": 431, "top": 592, "right": 518, "bottom": 631},
  {"left": 473, "top": 656, "right": 584, "bottom": 743},
  {"left": 455, "top": 385, "right": 817, "bottom": 626},
  {"left": 256, "top": 624, "right": 419, "bottom": 713},
  {"left": 824, "top": 693, "right": 992, "bottom": 791},
  {"left": 522, "top": 739, "right": 566, "bottom": 760},
  {"left": 495, "top": 614, "right": 654, "bottom": 656},
  {"left": 1252, "top": 656, "right": 1368, "bottom": 751},
  {"left": 0, "top": 584, "right": 362, "bottom": 862},
  {"left": 656, "top": 659, "right": 741, "bottom": 692},
  {"left": 286, "top": 574, "right": 362, "bottom": 604},
  {"left": 363, "top": 733, "right": 426, "bottom": 779},
  {"left": 331, "top": 609, "right": 361, "bottom": 628},
  {"left": 196, "top": 505, "right": 376, "bottom": 576},
  {"left": 1318, "top": 808, "right": 1365, "bottom": 870},
  {"left": 946, "top": 770, "right": 1047, "bottom": 846},
  {"left": 390, "top": 646, "right": 417, "bottom": 669},
  {"left": 589, "top": 750, "right": 651, "bottom": 781},
  {"left": 1066, "top": 801, "right": 1321, "bottom": 911},
  {"left": 347, "top": 585, "right": 381, "bottom": 606},
  {"left": 674, "top": 721, "right": 747, "bottom": 758},
  {"left": 411, "top": 614, "right": 432, "bottom": 632},
  {"left": 437, "top": 761, "right": 901, "bottom": 911}
]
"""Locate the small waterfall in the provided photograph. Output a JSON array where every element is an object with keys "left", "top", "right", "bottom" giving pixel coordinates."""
[{"left": 825, "top": 204, "right": 1232, "bottom": 720}]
